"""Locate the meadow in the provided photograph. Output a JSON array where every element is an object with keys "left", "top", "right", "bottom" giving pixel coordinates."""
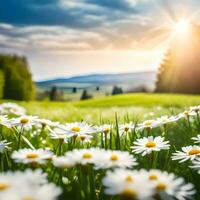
[
  {"left": 0, "top": 93, "right": 200, "bottom": 200},
  {"left": 17, "top": 93, "right": 200, "bottom": 122}
]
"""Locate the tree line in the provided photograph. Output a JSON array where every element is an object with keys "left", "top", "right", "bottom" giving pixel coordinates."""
[{"left": 0, "top": 54, "right": 35, "bottom": 101}]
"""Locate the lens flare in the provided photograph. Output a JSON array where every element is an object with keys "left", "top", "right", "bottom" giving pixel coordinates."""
[{"left": 173, "top": 20, "right": 190, "bottom": 34}]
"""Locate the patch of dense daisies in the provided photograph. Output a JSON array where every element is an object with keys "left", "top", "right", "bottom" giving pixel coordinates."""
[{"left": 0, "top": 103, "right": 200, "bottom": 200}]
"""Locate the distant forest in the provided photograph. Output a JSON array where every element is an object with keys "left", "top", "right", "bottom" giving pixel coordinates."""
[{"left": 0, "top": 54, "right": 35, "bottom": 100}]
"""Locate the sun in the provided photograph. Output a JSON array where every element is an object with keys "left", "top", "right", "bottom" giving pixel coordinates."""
[{"left": 173, "top": 20, "right": 190, "bottom": 34}]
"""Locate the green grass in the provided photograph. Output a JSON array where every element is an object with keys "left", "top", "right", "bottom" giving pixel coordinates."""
[
  {"left": 74, "top": 93, "right": 200, "bottom": 107},
  {"left": 6, "top": 93, "right": 198, "bottom": 123}
]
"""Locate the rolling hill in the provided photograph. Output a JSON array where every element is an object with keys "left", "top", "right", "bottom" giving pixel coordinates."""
[{"left": 36, "top": 71, "right": 156, "bottom": 91}]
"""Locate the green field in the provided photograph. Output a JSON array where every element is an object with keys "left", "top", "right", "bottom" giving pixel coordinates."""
[
  {"left": 1, "top": 93, "right": 200, "bottom": 200},
  {"left": 15, "top": 93, "right": 200, "bottom": 123}
]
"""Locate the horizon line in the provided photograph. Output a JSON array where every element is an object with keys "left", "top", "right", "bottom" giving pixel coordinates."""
[{"left": 35, "top": 70, "right": 156, "bottom": 82}]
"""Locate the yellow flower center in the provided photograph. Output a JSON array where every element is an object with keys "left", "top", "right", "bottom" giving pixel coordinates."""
[
  {"left": 125, "top": 175, "right": 133, "bottom": 183},
  {"left": 22, "top": 197, "right": 36, "bottom": 200},
  {"left": 156, "top": 183, "right": 167, "bottom": 190},
  {"left": 26, "top": 153, "right": 39, "bottom": 159},
  {"left": 103, "top": 128, "right": 110, "bottom": 134},
  {"left": 188, "top": 149, "right": 200, "bottom": 155},
  {"left": 110, "top": 154, "right": 118, "bottom": 161},
  {"left": 20, "top": 118, "right": 29, "bottom": 124},
  {"left": 44, "top": 156, "right": 52, "bottom": 161},
  {"left": 41, "top": 122, "right": 47, "bottom": 126},
  {"left": 124, "top": 127, "right": 129, "bottom": 132},
  {"left": 80, "top": 135, "right": 86, "bottom": 141},
  {"left": 144, "top": 121, "right": 153, "bottom": 126},
  {"left": 121, "top": 189, "right": 137, "bottom": 198},
  {"left": 71, "top": 127, "right": 81, "bottom": 132},
  {"left": 184, "top": 111, "right": 189, "bottom": 116},
  {"left": 145, "top": 141, "right": 156, "bottom": 148},
  {"left": 149, "top": 175, "right": 158, "bottom": 180},
  {"left": 0, "top": 183, "right": 10, "bottom": 191},
  {"left": 82, "top": 153, "right": 92, "bottom": 159}
]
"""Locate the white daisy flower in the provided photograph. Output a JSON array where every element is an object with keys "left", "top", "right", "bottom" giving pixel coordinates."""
[
  {"left": 95, "top": 150, "right": 137, "bottom": 169},
  {"left": 178, "top": 110, "right": 196, "bottom": 119},
  {"left": 0, "top": 169, "right": 61, "bottom": 200},
  {"left": 98, "top": 124, "right": 112, "bottom": 135},
  {"left": 190, "top": 105, "right": 200, "bottom": 113},
  {"left": 0, "top": 169, "right": 47, "bottom": 195},
  {"left": 131, "top": 136, "right": 170, "bottom": 156},
  {"left": 156, "top": 115, "right": 179, "bottom": 125},
  {"left": 191, "top": 135, "right": 200, "bottom": 143},
  {"left": 137, "top": 119, "right": 160, "bottom": 130},
  {"left": 172, "top": 146, "right": 200, "bottom": 163},
  {"left": 176, "top": 184, "right": 196, "bottom": 200},
  {"left": 0, "top": 103, "right": 26, "bottom": 116},
  {"left": 102, "top": 169, "right": 154, "bottom": 199},
  {"left": 77, "top": 134, "right": 93, "bottom": 143},
  {"left": 35, "top": 118, "right": 60, "bottom": 129},
  {"left": 0, "top": 115, "right": 11, "bottom": 128},
  {"left": 65, "top": 148, "right": 103, "bottom": 166},
  {"left": 190, "top": 157, "right": 200, "bottom": 174},
  {"left": 0, "top": 173, "right": 13, "bottom": 195},
  {"left": 119, "top": 122, "right": 134, "bottom": 135},
  {"left": 14, "top": 169, "right": 48, "bottom": 185},
  {"left": 56, "top": 122, "right": 97, "bottom": 139},
  {"left": 10, "top": 115, "right": 38, "bottom": 128},
  {"left": 147, "top": 169, "right": 195, "bottom": 200},
  {"left": 53, "top": 156, "right": 76, "bottom": 168},
  {"left": 12, "top": 148, "right": 53, "bottom": 164},
  {"left": 0, "top": 140, "right": 11, "bottom": 153},
  {"left": 50, "top": 128, "right": 93, "bottom": 143},
  {"left": 49, "top": 127, "right": 68, "bottom": 142},
  {"left": 1, "top": 183, "right": 61, "bottom": 200}
]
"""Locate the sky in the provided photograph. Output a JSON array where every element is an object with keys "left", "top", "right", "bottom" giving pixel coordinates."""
[{"left": 0, "top": 0, "right": 200, "bottom": 80}]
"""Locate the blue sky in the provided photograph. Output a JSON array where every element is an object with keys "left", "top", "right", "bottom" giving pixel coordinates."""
[{"left": 0, "top": 0, "right": 199, "bottom": 80}]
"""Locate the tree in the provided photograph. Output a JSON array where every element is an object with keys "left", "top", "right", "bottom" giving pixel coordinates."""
[
  {"left": 155, "top": 24, "right": 200, "bottom": 94},
  {"left": 155, "top": 49, "right": 173, "bottom": 93},
  {"left": 112, "top": 86, "right": 123, "bottom": 95},
  {"left": 0, "top": 70, "right": 4, "bottom": 99},
  {"left": 72, "top": 87, "right": 77, "bottom": 93},
  {"left": 80, "top": 89, "right": 92, "bottom": 100},
  {"left": 96, "top": 86, "right": 100, "bottom": 91},
  {"left": 0, "top": 54, "right": 35, "bottom": 100},
  {"left": 49, "top": 86, "right": 58, "bottom": 101}
]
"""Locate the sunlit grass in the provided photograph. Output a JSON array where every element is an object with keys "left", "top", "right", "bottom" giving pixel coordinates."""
[{"left": 3, "top": 93, "right": 198, "bottom": 123}]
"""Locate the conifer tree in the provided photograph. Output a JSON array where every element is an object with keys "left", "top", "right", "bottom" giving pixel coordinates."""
[{"left": 155, "top": 24, "right": 200, "bottom": 94}]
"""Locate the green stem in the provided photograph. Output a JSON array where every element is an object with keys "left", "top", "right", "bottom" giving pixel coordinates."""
[
  {"left": 104, "top": 133, "right": 108, "bottom": 150},
  {"left": 17, "top": 126, "right": 23, "bottom": 150},
  {"left": 187, "top": 116, "right": 191, "bottom": 129},
  {"left": 0, "top": 125, "right": 3, "bottom": 140},
  {"left": 152, "top": 152, "right": 158, "bottom": 168},
  {"left": 196, "top": 112, "right": 200, "bottom": 129}
]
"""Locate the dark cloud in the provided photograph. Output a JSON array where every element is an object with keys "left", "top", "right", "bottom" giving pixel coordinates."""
[
  {"left": 0, "top": 0, "right": 138, "bottom": 27},
  {"left": 0, "top": 0, "right": 79, "bottom": 27}
]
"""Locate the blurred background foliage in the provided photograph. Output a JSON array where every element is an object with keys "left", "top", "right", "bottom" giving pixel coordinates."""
[{"left": 0, "top": 54, "right": 35, "bottom": 101}]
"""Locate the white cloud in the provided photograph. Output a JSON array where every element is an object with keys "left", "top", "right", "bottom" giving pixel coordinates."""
[
  {"left": 59, "top": 0, "right": 102, "bottom": 11},
  {"left": 0, "top": 23, "right": 14, "bottom": 30}
]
